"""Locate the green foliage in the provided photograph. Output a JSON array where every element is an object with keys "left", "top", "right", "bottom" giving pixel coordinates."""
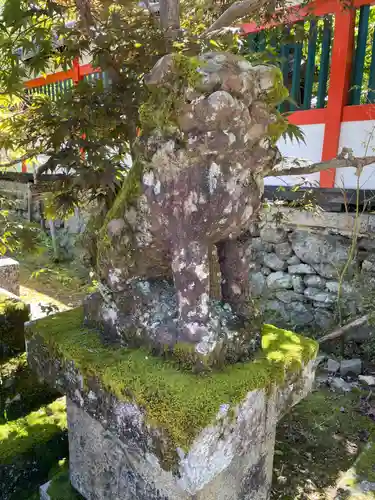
[
  {"left": 139, "top": 53, "right": 202, "bottom": 133},
  {"left": 0, "top": 294, "right": 29, "bottom": 354},
  {"left": 0, "top": 0, "right": 167, "bottom": 214},
  {"left": 27, "top": 308, "right": 317, "bottom": 465},
  {"left": 0, "top": 196, "right": 40, "bottom": 256},
  {"left": 0, "top": 353, "right": 60, "bottom": 423},
  {"left": 0, "top": 0, "right": 306, "bottom": 219},
  {"left": 0, "top": 397, "right": 67, "bottom": 464},
  {"left": 282, "top": 121, "right": 306, "bottom": 145}
]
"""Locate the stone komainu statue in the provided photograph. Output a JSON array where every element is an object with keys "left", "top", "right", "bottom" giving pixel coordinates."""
[{"left": 85, "top": 52, "right": 286, "bottom": 364}]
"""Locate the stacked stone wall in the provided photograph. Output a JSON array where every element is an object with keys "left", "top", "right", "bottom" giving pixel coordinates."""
[{"left": 247, "top": 214, "right": 375, "bottom": 332}]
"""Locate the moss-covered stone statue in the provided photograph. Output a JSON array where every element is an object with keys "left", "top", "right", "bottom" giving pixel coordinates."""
[
  {"left": 27, "top": 51, "right": 318, "bottom": 500},
  {"left": 85, "top": 52, "right": 288, "bottom": 364}
]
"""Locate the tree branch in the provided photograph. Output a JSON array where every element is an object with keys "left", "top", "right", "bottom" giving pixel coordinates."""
[
  {"left": 270, "top": 148, "right": 375, "bottom": 177},
  {"left": 0, "top": 153, "right": 36, "bottom": 169},
  {"left": 203, "top": 0, "right": 269, "bottom": 36},
  {"left": 318, "top": 314, "right": 369, "bottom": 344}
]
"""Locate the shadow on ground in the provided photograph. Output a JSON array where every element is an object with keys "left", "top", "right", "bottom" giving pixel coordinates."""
[{"left": 272, "top": 388, "right": 375, "bottom": 499}]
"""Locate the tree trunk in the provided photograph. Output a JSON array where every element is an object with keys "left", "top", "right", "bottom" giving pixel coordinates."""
[{"left": 159, "top": 0, "right": 180, "bottom": 40}]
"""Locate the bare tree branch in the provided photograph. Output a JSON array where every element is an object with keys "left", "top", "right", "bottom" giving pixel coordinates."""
[
  {"left": 0, "top": 153, "right": 36, "bottom": 169},
  {"left": 270, "top": 148, "right": 375, "bottom": 178},
  {"left": 203, "top": 0, "right": 269, "bottom": 36},
  {"left": 75, "top": 0, "right": 95, "bottom": 34},
  {"left": 318, "top": 314, "right": 369, "bottom": 344}
]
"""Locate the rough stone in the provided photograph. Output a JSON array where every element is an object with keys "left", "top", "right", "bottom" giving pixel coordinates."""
[
  {"left": 260, "top": 226, "right": 287, "bottom": 244},
  {"left": 314, "top": 354, "right": 327, "bottom": 368},
  {"left": 250, "top": 238, "right": 264, "bottom": 252},
  {"left": 288, "top": 302, "right": 314, "bottom": 327},
  {"left": 275, "top": 291, "right": 304, "bottom": 304},
  {"left": 263, "top": 253, "right": 286, "bottom": 271},
  {"left": 291, "top": 275, "right": 305, "bottom": 294},
  {"left": 266, "top": 272, "right": 293, "bottom": 291},
  {"left": 304, "top": 275, "right": 326, "bottom": 289},
  {"left": 330, "top": 377, "right": 353, "bottom": 393},
  {"left": 274, "top": 242, "right": 293, "bottom": 260},
  {"left": 288, "top": 264, "right": 316, "bottom": 275},
  {"left": 340, "top": 359, "right": 362, "bottom": 376},
  {"left": 325, "top": 281, "right": 353, "bottom": 295},
  {"left": 314, "top": 309, "right": 335, "bottom": 330},
  {"left": 264, "top": 300, "right": 289, "bottom": 322},
  {"left": 313, "top": 301, "right": 333, "bottom": 310},
  {"left": 249, "top": 272, "right": 266, "bottom": 297},
  {"left": 289, "top": 230, "right": 351, "bottom": 279},
  {"left": 261, "top": 267, "right": 271, "bottom": 276},
  {"left": 287, "top": 255, "right": 301, "bottom": 266},
  {"left": 358, "top": 375, "right": 375, "bottom": 386},
  {"left": 362, "top": 260, "right": 374, "bottom": 273},
  {"left": 0, "top": 258, "right": 20, "bottom": 296},
  {"left": 39, "top": 481, "right": 51, "bottom": 500},
  {"left": 304, "top": 288, "right": 335, "bottom": 304},
  {"left": 327, "top": 359, "right": 340, "bottom": 373}
]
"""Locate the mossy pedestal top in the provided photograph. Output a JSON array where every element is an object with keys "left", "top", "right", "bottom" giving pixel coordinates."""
[{"left": 26, "top": 308, "right": 317, "bottom": 452}]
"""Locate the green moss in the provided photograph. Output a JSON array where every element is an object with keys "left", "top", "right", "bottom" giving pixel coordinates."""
[
  {"left": 0, "top": 353, "right": 60, "bottom": 423},
  {"left": 47, "top": 466, "right": 83, "bottom": 500},
  {"left": 356, "top": 441, "right": 375, "bottom": 482},
  {"left": 0, "top": 293, "right": 29, "bottom": 354},
  {"left": 139, "top": 53, "right": 201, "bottom": 133},
  {"left": 96, "top": 158, "right": 144, "bottom": 269},
  {"left": 28, "top": 309, "right": 317, "bottom": 455},
  {"left": 0, "top": 397, "right": 67, "bottom": 464}
]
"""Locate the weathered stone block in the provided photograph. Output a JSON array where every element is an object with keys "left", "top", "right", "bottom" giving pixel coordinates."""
[
  {"left": 304, "top": 275, "right": 326, "bottom": 289},
  {"left": 274, "top": 242, "right": 293, "bottom": 260},
  {"left": 263, "top": 252, "right": 286, "bottom": 271},
  {"left": 0, "top": 257, "right": 20, "bottom": 296},
  {"left": 340, "top": 358, "right": 362, "bottom": 376},
  {"left": 266, "top": 272, "right": 293, "bottom": 290},
  {"left": 260, "top": 227, "right": 287, "bottom": 244},
  {"left": 304, "top": 287, "right": 335, "bottom": 305},
  {"left": 0, "top": 288, "right": 29, "bottom": 355},
  {"left": 26, "top": 309, "right": 317, "bottom": 500},
  {"left": 287, "top": 255, "right": 301, "bottom": 266},
  {"left": 291, "top": 275, "right": 304, "bottom": 294},
  {"left": 249, "top": 272, "right": 266, "bottom": 297},
  {"left": 289, "top": 230, "right": 351, "bottom": 279},
  {"left": 288, "top": 263, "right": 316, "bottom": 275},
  {"left": 327, "top": 358, "right": 340, "bottom": 373}
]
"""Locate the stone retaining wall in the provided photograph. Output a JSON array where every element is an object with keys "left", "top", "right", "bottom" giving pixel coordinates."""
[{"left": 247, "top": 210, "right": 375, "bottom": 333}]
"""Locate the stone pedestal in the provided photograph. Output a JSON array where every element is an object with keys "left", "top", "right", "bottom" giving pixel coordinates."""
[
  {"left": 26, "top": 309, "right": 317, "bottom": 500},
  {"left": 0, "top": 257, "right": 20, "bottom": 296}
]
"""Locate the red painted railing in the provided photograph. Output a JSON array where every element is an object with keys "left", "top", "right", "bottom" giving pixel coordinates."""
[{"left": 243, "top": 0, "right": 375, "bottom": 187}]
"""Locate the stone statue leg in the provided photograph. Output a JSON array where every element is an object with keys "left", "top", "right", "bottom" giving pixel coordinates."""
[
  {"left": 172, "top": 240, "right": 210, "bottom": 342},
  {"left": 217, "top": 238, "right": 250, "bottom": 317}
]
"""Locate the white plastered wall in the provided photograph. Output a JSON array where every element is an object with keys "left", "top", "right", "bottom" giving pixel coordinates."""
[
  {"left": 264, "top": 123, "right": 324, "bottom": 187},
  {"left": 335, "top": 120, "right": 375, "bottom": 190}
]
